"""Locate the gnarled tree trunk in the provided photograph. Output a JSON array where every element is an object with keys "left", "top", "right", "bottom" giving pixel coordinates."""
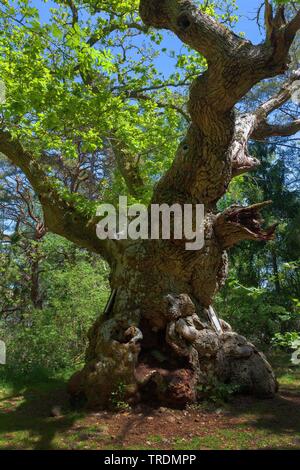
[
  {"left": 68, "top": 233, "right": 277, "bottom": 408},
  {"left": 1, "top": 0, "right": 299, "bottom": 409}
]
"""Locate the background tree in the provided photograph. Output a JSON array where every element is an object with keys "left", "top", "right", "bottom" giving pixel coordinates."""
[
  {"left": 216, "top": 142, "right": 300, "bottom": 344},
  {"left": 0, "top": 153, "right": 110, "bottom": 373}
]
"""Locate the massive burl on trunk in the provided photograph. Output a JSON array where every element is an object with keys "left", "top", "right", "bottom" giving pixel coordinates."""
[{"left": 68, "top": 227, "right": 277, "bottom": 408}]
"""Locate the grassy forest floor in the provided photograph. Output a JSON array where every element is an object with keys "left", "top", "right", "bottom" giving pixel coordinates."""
[{"left": 0, "top": 353, "right": 300, "bottom": 450}]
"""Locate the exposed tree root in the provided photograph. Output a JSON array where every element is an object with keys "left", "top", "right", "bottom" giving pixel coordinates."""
[{"left": 68, "top": 293, "right": 277, "bottom": 409}]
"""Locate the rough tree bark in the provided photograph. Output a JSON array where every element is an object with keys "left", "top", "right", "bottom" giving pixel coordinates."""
[{"left": 1, "top": 0, "right": 300, "bottom": 408}]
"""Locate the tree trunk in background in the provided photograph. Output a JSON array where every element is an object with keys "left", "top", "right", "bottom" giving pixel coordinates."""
[
  {"left": 30, "top": 256, "right": 43, "bottom": 309},
  {"left": 68, "top": 233, "right": 277, "bottom": 408},
  {"left": 271, "top": 249, "right": 281, "bottom": 294}
]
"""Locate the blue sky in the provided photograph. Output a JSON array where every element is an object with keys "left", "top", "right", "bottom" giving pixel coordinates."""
[
  {"left": 31, "top": 0, "right": 266, "bottom": 77},
  {"left": 234, "top": 0, "right": 265, "bottom": 43},
  {"left": 33, "top": 0, "right": 265, "bottom": 45}
]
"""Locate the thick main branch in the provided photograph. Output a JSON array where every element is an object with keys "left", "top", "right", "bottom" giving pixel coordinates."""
[
  {"left": 141, "top": 0, "right": 300, "bottom": 207},
  {"left": 139, "top": 0, "right": 244, "bottom": 59}
]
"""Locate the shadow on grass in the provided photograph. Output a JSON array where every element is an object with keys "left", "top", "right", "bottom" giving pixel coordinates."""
[
  {"left": 223, "top": 352, "right": 300, "bottom": 449},
  {"left": 0, "top": 369, "right": 83, "bottom": 450},
  {"left": 0, "top": 352, "right": 299, "bottom": 450}
]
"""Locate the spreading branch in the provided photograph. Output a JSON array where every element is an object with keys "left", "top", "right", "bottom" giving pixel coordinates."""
[
  {"left": 127, "top": 91, "right": 190, "bottom": 122},
  {"left": 15, "top": 176, "right": 47, "bottom": 239},
  {"left": 252, "top": 119, "right": 300, "bottom": 141},
  {"left": 214, "top": 201, "right": 277, "bottom": 249},
  {"left": 140, "top": 0, "right": 300, "bottom": 115},
  {"left": 264, "top": 0, "right": 287, "bottom": 41},
  {"left": 251, "top": 70, "right": 300, "bottom": 141},
  {"left": 87, "top": 22, "right": 149, "bottom": 47},
  {"left": 254, "top": 70, "right": 300, "bottom": 117},
  {"left": 140, "top": 0, "right": 300, "bottom": 206}
]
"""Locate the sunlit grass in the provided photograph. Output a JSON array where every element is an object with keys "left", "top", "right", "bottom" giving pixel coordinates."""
[{"left": 0, "top": 353, "right": 299, "bottom": 450}]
